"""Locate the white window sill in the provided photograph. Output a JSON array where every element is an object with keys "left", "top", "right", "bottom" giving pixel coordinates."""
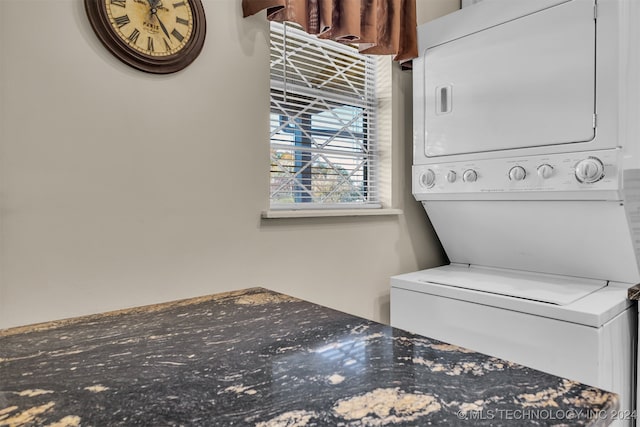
[{"left": 261, "top": 208, "right": 403, "bottom": 219}]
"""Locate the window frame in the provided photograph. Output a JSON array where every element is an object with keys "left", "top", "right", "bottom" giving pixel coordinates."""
[{"left": 266, "top": 22, "right": 383, "bottom": 213}]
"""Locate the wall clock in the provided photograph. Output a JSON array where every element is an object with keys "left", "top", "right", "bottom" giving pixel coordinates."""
[{"left": 85, "top": 0, "right": 206, "bottom": 74}]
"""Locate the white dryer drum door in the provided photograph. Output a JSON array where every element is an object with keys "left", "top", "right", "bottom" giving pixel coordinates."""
[{"left": 424, "top": 0, "right": 595, "bottom": 157}]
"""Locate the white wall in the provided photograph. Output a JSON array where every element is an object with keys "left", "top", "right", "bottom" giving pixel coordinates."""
[
  {"left": 418, "top": 0, "right": 461, "bottom": 24},
  {"left": 0, "top": 0, "right": 455, "bottom": 329}
]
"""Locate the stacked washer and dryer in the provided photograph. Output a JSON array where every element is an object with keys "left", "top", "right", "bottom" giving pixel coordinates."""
[{"left": 390, "top": 0, "right": 639, "bottom": 424}]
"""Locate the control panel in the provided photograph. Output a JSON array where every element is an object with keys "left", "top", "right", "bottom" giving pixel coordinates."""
[{"left": 413, "top": 150, "right": 620, "bottom": 199}]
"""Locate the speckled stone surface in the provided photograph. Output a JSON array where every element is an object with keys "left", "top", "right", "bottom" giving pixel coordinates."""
[
  {"left": 0, "top": 288, "right": 619, "bottom": 426},
  {"left": 628, "top": 284, "right": 640, "bottom": 301}
]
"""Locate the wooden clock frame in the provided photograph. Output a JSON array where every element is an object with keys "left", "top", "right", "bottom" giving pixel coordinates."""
[{"left": 84, "top": 0, "right": 206, "bottom": 74}]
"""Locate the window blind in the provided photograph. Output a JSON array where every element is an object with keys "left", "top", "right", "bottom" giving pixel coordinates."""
[{"left": 269, "top": 22, "right": 379, "bottom": 210}]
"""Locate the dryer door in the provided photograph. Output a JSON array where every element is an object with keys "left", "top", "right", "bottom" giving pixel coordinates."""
[{"left": 424, "top": 0, "right": 596, "bottom": 157}]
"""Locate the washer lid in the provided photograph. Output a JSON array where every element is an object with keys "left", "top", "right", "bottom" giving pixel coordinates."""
[{"left": 417, "top": 264, "right": 606, "bottom": 305}]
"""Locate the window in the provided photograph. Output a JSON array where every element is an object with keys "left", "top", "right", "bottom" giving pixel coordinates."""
[{"left": 269, "top": 22, "right": 379, "bottom": 210}]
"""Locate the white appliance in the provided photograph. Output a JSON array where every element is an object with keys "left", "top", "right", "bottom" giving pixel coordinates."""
[
  {"left": 391, "top": 0, "right": 640, "bottom": 424},
  {"left": 461, "top": 0, "right": 484, "bottom": 8}
]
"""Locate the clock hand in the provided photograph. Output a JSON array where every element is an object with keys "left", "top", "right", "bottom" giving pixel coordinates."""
[
  {"left": 154, "top": 13, "right": 172, "bottom": 41},
  {"left": 148, "top": 2, "right": 171, "bottom": 42}
]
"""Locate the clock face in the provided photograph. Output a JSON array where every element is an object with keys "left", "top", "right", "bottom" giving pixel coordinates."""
[
  {"left": 85, "top": 0, "right": 206, "bottom": 73},
  {"left": 105, "top": 0, "right": 194, "bottom": 57}
]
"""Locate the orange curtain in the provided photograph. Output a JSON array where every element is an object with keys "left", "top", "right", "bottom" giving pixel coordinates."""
[{"left": 242, "top": 0, "right": 418, "bottom": 65}]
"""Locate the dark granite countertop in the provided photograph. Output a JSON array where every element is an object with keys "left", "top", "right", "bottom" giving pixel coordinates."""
[
  {"left": 628, "top": 284, "right": 640, "bottom": 301},
  {"left": 0, "top": 288, "right": 619, "bottom": 426}
]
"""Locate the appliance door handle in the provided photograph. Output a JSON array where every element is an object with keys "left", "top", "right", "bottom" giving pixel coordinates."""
[{"left": 437, "top": 85, "right": 452, "bottom": 114}]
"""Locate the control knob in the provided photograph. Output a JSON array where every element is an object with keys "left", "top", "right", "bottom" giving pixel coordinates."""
[
  {"left": 463, "top": 169, "right": 478, "bottom": 183},
  {"left": 537, "top": 164, "right": 554, "bottom": 179},
  {"left": 508, "top": 166, "right": 526, "bottom": 181},
  {"left": 420, "top": 169, "right": 436, "bottom": 188},
  {"left": 446, "top": 171, "right": 457, "bottom": 183},
  {"left": 575, "top": 157, "right": 605, "bottom": 184}
]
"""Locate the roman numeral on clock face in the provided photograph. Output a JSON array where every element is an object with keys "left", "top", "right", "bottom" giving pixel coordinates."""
[
  {"left": 114, "top": 15, "right": 130, "bottom": 28},
  {"left": 176, "top": 17, "right": 189, "bottom": 25},
  {"left": 173, "top": 1, "right": 186, "bottom": 7},
  {"left": 147, "top": 37, "right": 154, "bottom": 52},
  {"left": 111, "top": 0, "right": 126, "bottom": 7},
  {"left": 171, "top": 29, "right": 184, "bottom": 42},
  {"left": 128, "top": 28, "right": 140, "bottom": 43}
]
